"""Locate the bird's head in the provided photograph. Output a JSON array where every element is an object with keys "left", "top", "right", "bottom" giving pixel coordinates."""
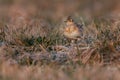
[{"left": 64, "top": 16, "right": 74, "bottom": 25}]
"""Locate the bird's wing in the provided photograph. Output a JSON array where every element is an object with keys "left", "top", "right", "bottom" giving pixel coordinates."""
[{"left": 76, "top": 23, "right": 83, "bottom": 31}]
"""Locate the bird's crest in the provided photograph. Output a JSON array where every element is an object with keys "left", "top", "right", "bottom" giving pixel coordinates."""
[{"left": 65, "top": 16, "right": 73, "bottom": 22}]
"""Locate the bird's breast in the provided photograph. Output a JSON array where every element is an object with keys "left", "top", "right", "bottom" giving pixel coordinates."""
[{"left": 64, "top": 25, "right": 80, "bottom": 39}]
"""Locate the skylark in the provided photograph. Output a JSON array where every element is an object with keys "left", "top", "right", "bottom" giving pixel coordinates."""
[{"left": 63, "top": 16, "right": 83, "bottom": 40}]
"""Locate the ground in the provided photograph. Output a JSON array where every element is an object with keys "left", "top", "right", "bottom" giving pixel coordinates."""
[{"left": 0, "top": 0, "right": 120, "bottom": 80}]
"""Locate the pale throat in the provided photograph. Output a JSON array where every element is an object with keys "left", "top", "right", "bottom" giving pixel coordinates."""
[{"left": 66, "top": 22, "right": 74, "bottom": 26}]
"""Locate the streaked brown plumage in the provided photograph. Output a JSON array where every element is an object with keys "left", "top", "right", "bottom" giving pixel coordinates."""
[{"left": 63, "top": 16, "right": 83, "bottom": 40}]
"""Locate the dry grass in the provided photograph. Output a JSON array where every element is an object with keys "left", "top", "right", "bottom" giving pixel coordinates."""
[
  {"left": 0, "top": 0, "right": 120, "bottom": 80},
  {"left": 0, "top": 62, "right": 120, "bottom": 80}
]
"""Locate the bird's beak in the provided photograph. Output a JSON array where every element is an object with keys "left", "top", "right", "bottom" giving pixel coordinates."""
[{"left": 64, "top": 20, "right": 67, "bottom": 22}]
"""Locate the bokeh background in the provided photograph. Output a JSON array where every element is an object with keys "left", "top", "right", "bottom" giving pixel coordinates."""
[{"left": 0, "top": 0, "right": 120, "bottom": 24}]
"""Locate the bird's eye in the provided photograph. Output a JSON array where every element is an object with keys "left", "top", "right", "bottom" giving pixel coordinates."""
[{"left": 70, "top": 19, "right": 73, "bottom": 22}]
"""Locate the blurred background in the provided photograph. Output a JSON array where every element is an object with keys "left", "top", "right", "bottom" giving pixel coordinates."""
[{"left": 0, "top": 0, "right": 119, "bottom": 24}]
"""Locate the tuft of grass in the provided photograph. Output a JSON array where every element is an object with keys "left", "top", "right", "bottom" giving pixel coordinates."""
[{"left": 0, "top": 0, "right": 120, "bottom": 80}]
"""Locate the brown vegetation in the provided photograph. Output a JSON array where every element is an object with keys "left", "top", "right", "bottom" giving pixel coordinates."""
[{"left": 0, "top": 0, "right": 120, "bottom": 80}]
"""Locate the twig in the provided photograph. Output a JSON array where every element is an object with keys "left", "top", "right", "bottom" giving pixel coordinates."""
[{"left": 39, "top": 44, "right": 48, "bottom": 53}]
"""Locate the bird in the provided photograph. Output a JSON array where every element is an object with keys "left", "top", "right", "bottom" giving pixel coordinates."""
[{"left": 63, "top": 16, "right": 83, "bottom": 42}]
